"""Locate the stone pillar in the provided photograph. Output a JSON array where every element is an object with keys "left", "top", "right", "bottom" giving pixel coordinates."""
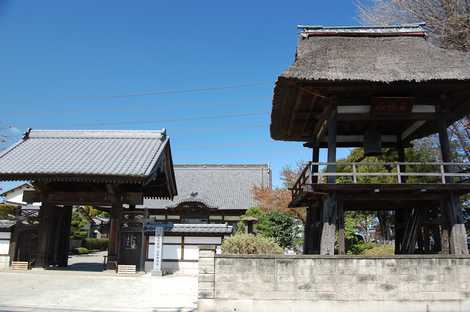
[
  {"left": 320, "top": 194, "right": 337, "bottom": 255},
  {"left": 437, "top": 111, "right": 468, "bottom": 255},
  {"left": 447, "top": 193, "right": 469, "bottom": 255},
  {"left": 198, "top": 246, "right": 216, "bottom": 300}
]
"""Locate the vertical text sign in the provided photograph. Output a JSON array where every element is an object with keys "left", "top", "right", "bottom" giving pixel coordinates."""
[{"left": 153, "top": 226, "right": 164, "bottom": 273}]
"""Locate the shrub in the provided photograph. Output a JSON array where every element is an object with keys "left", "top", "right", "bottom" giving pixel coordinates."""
[
  {"left": 243, "top": 207, "right": 301, "bottom": 249},
  {"left": 72, "top": 247, "right": 89, "bottom": 255},
  {"left": 221, "top": 233, "right": 283, "bottom": 255},
  {"left": 361, "top": 244, "right": 394, "bottom": 256},
  {"left": 348, "top": 241, "right": 373, "bottom": 255},
  {"left": 82, "top": 238, "right": 108, "bottom": 251}
]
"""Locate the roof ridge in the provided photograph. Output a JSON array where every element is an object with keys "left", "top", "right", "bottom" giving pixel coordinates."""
[
  {"left": 29, "top": 129, "right": 165, "bottom": 139},
  {"left": 174, "top": 164, "right": 269, "bottom": 168},
  {"left": 299, "top": 23, "right": 426, "bottom": 38}
]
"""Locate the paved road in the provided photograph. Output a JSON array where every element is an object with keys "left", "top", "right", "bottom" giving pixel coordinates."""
[{"left": 0, "top": 269, "right": 197, "bottom": 312}]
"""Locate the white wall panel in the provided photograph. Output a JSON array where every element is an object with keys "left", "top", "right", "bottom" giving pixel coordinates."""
[
  {"left": 163, "top": 245, "right": 181, "bottom": 260},
  {"left": 185, "top": 236, "right": 222, "bottom": 245},
  {"left": 0, "top": 233, "right": 11, "bottom": 239},
  {"left": 0, "top": 241, "right": 9, "bottom": 255},
  {"left": 183, "top": 245, "right": 199, "bottom": 260}
]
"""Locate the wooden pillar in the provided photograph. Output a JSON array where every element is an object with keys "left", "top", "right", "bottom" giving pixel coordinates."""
[
  {"left": 394, "top": 209, "right": 409, "bottom": 255},
  {"left": 337, "top": 200, "right": 345, "bottom": 255},
  {"left": 303, "top": 207, "right": 313, "bottom": 254},
  {"left": 320, "top": 194, "right": 337, "bottom": 255},
  {"left": 310, "top": 204, "right": 322, "bottom": 254},
  {"left": 57, "top": 206, "right": 72, "bottom": 267},
  {"left": 304, "top": 145, "right": 320, "bottom": 254},
  {"left": 311, "top": 145, "right": 320, "bottom": 184},
  {"left": 36, "top": 188, "right": 52, "bottom": 268},
  {"left": 107, "top": 185, "right": 123, "bottom": 270},
  {"left": 394, "top": 144, "right": 407, "bottom": 254},
  {"left": 327, "top": 109, "right": 337, "bottom": 184},
  {"left": 439, "top": 198, "right": 450, "bottom": 254}
]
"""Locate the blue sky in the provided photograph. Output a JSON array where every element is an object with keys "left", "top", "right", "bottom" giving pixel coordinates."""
[{"left": 0, "top": 0, "right": 357, "bottom": 192}]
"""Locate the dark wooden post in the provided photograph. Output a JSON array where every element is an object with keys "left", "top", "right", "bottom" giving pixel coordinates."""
[
  {"left": 304, "top": 145, "right": 320, "bottom": 254},
  {"left": 107, "top": 185, "right": 123, "bottom": 270},
  {"left": 438, "top": 111, "right": 468, "bottom": 254},
  {"left": 337, "top": 199, "right": 346, "bottom": 255},
  {"left": 327, "top": 108, "right": 337, "bottom": 184},
  {"left": 37, "top": 188, "right": 52, "bottom": 268},
  {"left": 58, "top": 206, "right": 72, "bottom": 267},
  {"left": 394, "top": 142, "right": 407, "bottom": 254}
]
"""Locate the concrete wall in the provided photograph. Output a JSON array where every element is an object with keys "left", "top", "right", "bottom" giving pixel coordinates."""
[
  {"left": 0, "top": 255, "right": 10, "bottom": 271},
  {"left": 198, "top": 249, "right": 470, "bottom": 312},
  {"left": 144, "top": 260, "right": 199, "bottom": 275}
]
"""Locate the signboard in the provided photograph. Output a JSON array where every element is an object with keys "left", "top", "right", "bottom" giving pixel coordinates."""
[{"left": 152, "top": 225, "right": 164, "bottom": 276}]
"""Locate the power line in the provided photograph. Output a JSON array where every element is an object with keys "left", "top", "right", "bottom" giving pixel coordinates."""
[
  {"left": 7, "top": 97, "right": 272, "bottom": 117},
  {"left": 68, "top": 111, "right": 269, "bottom": 127},
  {"left": 64, "top": 81, "right": 272, "bottom": 100}
]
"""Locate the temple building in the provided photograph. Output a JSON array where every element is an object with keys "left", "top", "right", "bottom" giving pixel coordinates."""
[
  {"left": 139, "top": 164, "right": 271, "bottom": 273},
  {"left": 0, "top": 129, "right": 270, "bottom": 273},
  {"left": 271, "top": 24, "right": 470, "bottom": 255},
  {"left": 0, "top": 129, "right": 177, "bottom": 270}
]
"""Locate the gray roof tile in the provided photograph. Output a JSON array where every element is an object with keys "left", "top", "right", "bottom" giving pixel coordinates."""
[
  {"left": 142, "top": 164, "right": 271, "bottom": 211},
  {"left": 0, "top": 129, "right": 169, "bottom": 183}
]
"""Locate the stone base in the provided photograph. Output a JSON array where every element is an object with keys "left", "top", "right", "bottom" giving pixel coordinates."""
[
  {"left": 198, "top": 299, "right": 470, "bottom": 312},
  {"left": 151, "top": 270, "right": 163, "bottom": 276}
]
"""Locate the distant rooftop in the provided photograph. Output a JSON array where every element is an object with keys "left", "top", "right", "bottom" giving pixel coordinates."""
[{"left": 142, "top": 164, "right": 271, "bottom": 211}]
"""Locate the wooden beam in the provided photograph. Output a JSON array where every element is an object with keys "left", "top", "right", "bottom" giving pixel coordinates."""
[
  {"left": 287, "top": 90, "right": 305, "bottom": 137},
  {"left": 299, "top": 86, "right": 327, "bottom": 99},
  {"left": 401, "top": 120, "right": 426, "bottom": 140},
  {"left": 313, "top": 104, "right": 334, "bottom": 144},
  {"left": 337, "top": 112, "right": 436, "bottom": 121},
  {"left": 23, "top": 190, "right": 143, "bottom": 206},
  {"left": 319, "top": 135, "right": 398, "bottom": 144}
]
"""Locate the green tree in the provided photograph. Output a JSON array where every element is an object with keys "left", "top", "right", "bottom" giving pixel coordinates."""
[
  {"left": 242, "top": 207, "right": 301, "bottom": 249},
  {"left": 0, "top": 203, "right": 16, "bottom": 219}
]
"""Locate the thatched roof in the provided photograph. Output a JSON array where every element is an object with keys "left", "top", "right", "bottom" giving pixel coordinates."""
[
  {"left": 281, "top": 25, "right": 470, "bottom": 83},
  {"left": 271, "top": 25, "right": 470, "bottom": 143}
]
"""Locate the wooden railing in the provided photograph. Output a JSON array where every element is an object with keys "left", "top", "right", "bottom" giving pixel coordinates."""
[{"left": 290, "top": 162, "right": 470, "bottom": 199}]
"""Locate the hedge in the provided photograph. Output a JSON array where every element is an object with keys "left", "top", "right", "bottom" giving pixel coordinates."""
[
  {"left": 82, "top": 238, "right": 109, "bottom": 251},
  {"left": 221, "top": 233, "right": 283, "bottom": 255}
]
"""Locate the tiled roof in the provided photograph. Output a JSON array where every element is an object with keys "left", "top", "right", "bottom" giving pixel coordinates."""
[
  {"left": 167, "top": 223, "right": 233, "bottom": 234},
  {"left": 0, "top": 129, "right": 171, "bottom": 184},
  {"left": 0, "top": 220, "right": 15, "bottom": 229},
  {"left": 142, "top": 164, "right": 271, "bottom": 211}
]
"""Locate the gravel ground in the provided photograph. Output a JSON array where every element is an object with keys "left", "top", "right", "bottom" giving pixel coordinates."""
[{"left": 0, "top": 268, "right": 197, "bottom": 312}]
